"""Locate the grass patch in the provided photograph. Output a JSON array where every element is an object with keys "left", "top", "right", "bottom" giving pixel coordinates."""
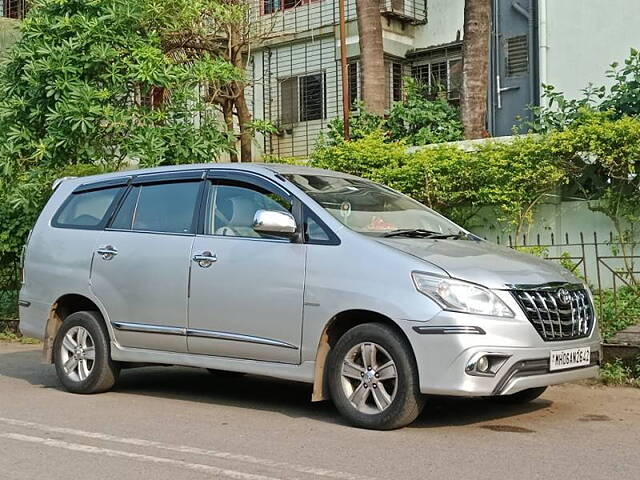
[
  {"left": 0, "top": 330, "right": 40, "bottom": 344},
  {"left": 600, "top": 358, "right": 640, "bottom": 387},
  {"left": 595, "top": 287, "right": 640, "bottom": 341}
]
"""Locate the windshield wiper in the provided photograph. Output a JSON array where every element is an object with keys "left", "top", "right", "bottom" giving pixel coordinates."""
[{"left": 382, "top": 229, "right": 469, "bottom": 239}]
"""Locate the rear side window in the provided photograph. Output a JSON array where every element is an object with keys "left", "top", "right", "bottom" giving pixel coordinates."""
[
  {"left": 53, "top": 187, "right": 124, "bottom": 229},
  {"left": 110, "top": 181, "right": 201, "bottom": 234}
]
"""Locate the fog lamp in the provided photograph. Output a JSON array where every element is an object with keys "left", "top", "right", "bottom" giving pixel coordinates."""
[{"left": 476, "top": 356, "right": 490, "bottom": 373}]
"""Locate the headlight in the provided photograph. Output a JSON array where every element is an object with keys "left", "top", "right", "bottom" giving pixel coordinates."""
[{"left": 412, "top": 272, "right": 515, "bottom": 318}]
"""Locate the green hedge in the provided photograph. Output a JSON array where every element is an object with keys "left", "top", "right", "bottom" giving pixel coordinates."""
[{"left": 303, "top": 113, "right": 640, "bottom": 240}]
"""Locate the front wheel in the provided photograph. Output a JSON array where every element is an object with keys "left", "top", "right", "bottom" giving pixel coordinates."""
[
  {"left": 53, "top": 311, "right": 119, "bottom": 394},
  {"left": 328, "top": 323, "right": 425, "bottom": 430}
]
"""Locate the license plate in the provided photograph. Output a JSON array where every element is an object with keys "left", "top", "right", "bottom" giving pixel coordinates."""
[{"left": 549, "top": 347, "right": 591, "bottom": 371}]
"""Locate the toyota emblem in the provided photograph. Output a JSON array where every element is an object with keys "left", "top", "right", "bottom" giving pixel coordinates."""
[{"left": 557, "top": 288, "right": 571, "bottom": 304}]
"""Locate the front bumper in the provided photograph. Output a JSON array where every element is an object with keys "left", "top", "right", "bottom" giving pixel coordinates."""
[{"left": 403, "top": 308, "right": 602, "bottom": 397}]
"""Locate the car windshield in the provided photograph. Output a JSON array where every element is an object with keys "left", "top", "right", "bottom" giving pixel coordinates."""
[{"left": 285, "top": 173, "right": 464, "bottom": 237}]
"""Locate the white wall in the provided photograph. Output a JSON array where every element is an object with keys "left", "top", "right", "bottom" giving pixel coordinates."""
[
  {"left": 414, "top": 0, "right": 464, "bottom": 47},
  {"left": 541, "top": 0, "right": 640, "bottom": 101}
]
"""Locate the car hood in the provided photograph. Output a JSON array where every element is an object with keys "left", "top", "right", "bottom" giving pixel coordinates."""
[{"left": 376, "top": 237, "right": 580, "bottom": 289}]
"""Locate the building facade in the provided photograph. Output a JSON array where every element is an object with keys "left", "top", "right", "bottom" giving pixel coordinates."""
[
  {"left": 250, "top": 0, "right": 640, "bottom": 158},
  {"left": 4, "top": 1, "right": 640, "bottom": 159}
]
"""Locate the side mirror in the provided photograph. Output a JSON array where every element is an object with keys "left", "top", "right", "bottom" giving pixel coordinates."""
[{"left": 252, "top": 210, "right": 297, "bottom": 237}]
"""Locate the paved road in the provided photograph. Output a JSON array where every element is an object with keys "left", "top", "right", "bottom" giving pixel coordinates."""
[{"left": 1, "top": 343, "right": 639, "bottom": 480}]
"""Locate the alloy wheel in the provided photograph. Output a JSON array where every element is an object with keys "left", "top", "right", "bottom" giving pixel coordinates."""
[
  {"left": 59, "top": 326, "right": 95, "bottom": 382},
  {"left": 340, "top": 342, "right": 398, "bottom": 414}
]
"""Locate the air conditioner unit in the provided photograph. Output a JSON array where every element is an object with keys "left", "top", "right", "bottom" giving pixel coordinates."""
[
  {"left": 381, "top": 0, "right": 407, "bottom": 18},
  {"left": 391, "top": 0, "right": 405, "bottom": 13}
]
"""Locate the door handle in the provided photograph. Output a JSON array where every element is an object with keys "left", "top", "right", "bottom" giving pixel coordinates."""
[
  {"left": 192, "top": 251, "right": 217, "bottom": 268},
  {"left": 97, "top": 245, "right": 118, "bottom": 260}
]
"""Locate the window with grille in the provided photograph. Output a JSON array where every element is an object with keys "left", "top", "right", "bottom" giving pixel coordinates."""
[
  {"left": 300, "top": 73, "right": 324, "bottom": 121},
  {"left": 280, "top": 77, "right": 299, "bottom": 124},
  {"left": 392, "top": 63, "right": 403, "bottom": 102},
  {"left": 385, "top": 61, "right": 404, "bottom": 107},
  {"left": 506, "top": 35, "right": 529, "bottom": 77},
  {"left": 279, "top": 73, "right": 325, "bottom": 124},
  {"left": 348, "top": 62, "right": 359, "bottom": 110},
  {"left": 262, "top": 0, "right": 316, "bottom": 14},
  {"left": 410, "top": 44, "right": 462, "bottom": 103},
  {"left": 2, "top": 0, "right": 27, "bottom": 19}
]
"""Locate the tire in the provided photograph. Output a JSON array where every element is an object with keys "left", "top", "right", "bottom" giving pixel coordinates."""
[
  {"left": 53, "top": 311, "right": 119, "bottom": 394},
  {"left": 206, "top": 369, "right": 246, "bottom": 378},
  {"left": 327, "top": 323, "right": 425, "bottom": 430},
  {"left": 493, "top": 386, "right": 547, "bottom": 404}
]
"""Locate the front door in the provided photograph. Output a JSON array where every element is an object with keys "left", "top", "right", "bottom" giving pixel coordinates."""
[
  {"left": 490, "top": 0, "right": 538, "bottom": 136},
  {"left": 90, "top": 174, "right": 204, "bottom": 353},
  {"left": 187, "top": 172, "right": 305, "bottom": 364}
]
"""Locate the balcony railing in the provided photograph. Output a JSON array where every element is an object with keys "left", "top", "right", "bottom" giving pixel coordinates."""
[{"left": 380, "top": 0, "right": 427, "bottom": 24}]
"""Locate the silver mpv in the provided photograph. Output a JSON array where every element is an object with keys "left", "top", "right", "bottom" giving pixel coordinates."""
[{"left": 19, "top": 163, "right": 601, "bottom": 429}]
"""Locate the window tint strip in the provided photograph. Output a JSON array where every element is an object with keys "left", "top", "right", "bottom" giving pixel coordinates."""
[
  {"left": 132, "top": 170, "right": 205, "bottom": 185},
  {"left": 74, "top": 177, "right": 131, "bottom": 193}
]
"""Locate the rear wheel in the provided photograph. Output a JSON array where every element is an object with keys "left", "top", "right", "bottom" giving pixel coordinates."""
[
  {"left": 53, "top": 311, "right": 119, "bottom": 394},
  {"left": 493, "top": 386, "right": 547, "bottom": 404},
  {"left": 328, "top": 323, "right": 425, "bottom": 430}
]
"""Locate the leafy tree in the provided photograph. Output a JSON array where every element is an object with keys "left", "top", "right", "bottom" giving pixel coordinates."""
[{"left": 0, "top": 0, "right": 239, "bottom": 261}]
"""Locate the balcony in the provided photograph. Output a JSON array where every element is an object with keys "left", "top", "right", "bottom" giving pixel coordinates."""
[{"left": 380, "top": 0, "right": 427, "bottom": 25}]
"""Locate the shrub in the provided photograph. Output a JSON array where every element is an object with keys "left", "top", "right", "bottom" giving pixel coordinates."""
[
  {"left": 323, "top": 80, "right": 463, "bottom": 147},
  {"left": 311, "top": 131, "right": 567, "bottom": 232},
  {"left": 386, "top": 79, "right": 463, "bottom": 145},
  {"left": 600, "top": 358, "right": 639, "bottom": 387},
  {"left": 596, "top": 286, "right": 640, "bottom": 341}
]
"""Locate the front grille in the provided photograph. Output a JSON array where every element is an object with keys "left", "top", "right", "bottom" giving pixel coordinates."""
[{"left": 511, "top": 287, "right": 594, "bottom": 341}]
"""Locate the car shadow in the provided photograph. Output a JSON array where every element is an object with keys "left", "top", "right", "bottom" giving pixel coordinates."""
[{"left": 0, "top": 347, "right": 551, "bottom": 428}]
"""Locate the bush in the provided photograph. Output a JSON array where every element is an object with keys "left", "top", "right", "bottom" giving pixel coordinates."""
[
  {"left": 596, "top": 287, "right": 640, "bottom": 341},
  {"left": 311, "top": 131, "right": 567, "bottom": 231},
  {"left": 600, "top": 358, "right": 639, "bottom": 387},
  {"left": 324, "top": 80, "right": 463, "bottom": 147},
  {"left": 386, "top": 80, "right": 463, "bottom": 145}
]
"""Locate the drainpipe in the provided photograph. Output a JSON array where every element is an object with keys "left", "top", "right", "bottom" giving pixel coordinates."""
[{"left": 538, "top": 0, "right": 548, "bottom": 103}]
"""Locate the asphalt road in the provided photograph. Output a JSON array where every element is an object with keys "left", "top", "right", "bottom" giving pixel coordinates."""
[{"left": 1, "top": 343, "right": 639, "bottom": 480}]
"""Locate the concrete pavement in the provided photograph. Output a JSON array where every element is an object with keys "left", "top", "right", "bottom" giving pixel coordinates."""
[{"left": 1, "top": 343, "right": 639, "bottom": 480}]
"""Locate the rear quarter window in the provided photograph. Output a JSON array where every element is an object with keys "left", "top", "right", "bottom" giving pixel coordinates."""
[{"left": 52, "top": 187, "right": 124, "bottom": 229}]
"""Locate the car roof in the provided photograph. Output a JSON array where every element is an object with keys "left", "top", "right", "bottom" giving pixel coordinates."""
[{"left": 58, "top": 162, "right": 358, "bottom": 189}]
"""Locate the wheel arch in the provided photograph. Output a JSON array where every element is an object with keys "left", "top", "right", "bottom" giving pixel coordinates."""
[
  {"left": 42, "top": 294, "right": 106, "bottom": 364},
  {"left": 311, "top": 309, "right": 416, "bottom": 402}
]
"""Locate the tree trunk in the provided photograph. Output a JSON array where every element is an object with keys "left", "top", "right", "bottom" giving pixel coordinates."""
[
  {"left": 222, "top": 99, "right": 239, "bottom": 163},
  {"left": 461, "top": 0, "right": 491, "bottom": 139},
  {"left": 234, "top": 85, "right": 253, "bottom": 163},
  {"left": 356, "top": 0, "right": 386, "bottom": 116}
]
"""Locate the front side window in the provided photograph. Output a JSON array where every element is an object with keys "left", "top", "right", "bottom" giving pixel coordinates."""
[
  {"left": 110, "top": 181, "right": 201, "bottom": 234},
  {"left": 286, "top": 174, "right": 462, "bottom": 236},
  {"left": 204, "top": 181, "right": 292, "bottom": 239},
  {"left": 54, "top": 187, "right": 124, "bottom": 229}
]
